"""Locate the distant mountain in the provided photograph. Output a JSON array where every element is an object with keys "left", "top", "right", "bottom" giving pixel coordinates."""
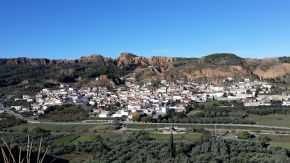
[{"left": 0, "top": 53, "right": 290, "bottom": 91}]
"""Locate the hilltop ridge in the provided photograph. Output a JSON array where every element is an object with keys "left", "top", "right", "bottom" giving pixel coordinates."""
[{"left": 0, "top": 53, "right": 290, "bottom": 91}]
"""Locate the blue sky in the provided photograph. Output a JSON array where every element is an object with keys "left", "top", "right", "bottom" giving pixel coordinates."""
[{"left": 0, "top": 0, "right": 290, "bottom": 59}]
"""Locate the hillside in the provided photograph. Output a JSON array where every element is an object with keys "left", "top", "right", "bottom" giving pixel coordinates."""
[{"left": 0, "top": 53, "right": 290, "bottom": 94}]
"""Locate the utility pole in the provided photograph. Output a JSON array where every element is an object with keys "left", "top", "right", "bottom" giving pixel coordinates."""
[{"left": 214, "top": 123, "right": 216, "bottom": 137}]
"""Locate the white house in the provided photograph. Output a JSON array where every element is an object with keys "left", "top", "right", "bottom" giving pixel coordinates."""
[
  {"left": 11, "top": 106, "right": 22, "bottom": 111},
  {"left": 99, "top": 111, "right": 111, "bottom": 118},
  {"left": 282, "top": 100, "right": 290, "bottom": 106}
]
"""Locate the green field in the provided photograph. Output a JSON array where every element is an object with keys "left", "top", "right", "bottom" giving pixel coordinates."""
[
  {"left": 54, "top": 135, "right": 80, "bottom": 145},
  {"left": 247, "top": 114, "right": 290, "bottom": 128},
  {"left": 71, "top": 135, "right": 97, "bottom": 143},
  {"left": 270, "top": 141, "right": 290, "bottom": 149}
]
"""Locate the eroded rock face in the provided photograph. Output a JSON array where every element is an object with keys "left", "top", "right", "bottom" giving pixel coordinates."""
[
  {"left": 168, "top": 66, "right": 250, "bottom": 83},
  {"left": 0, "top": 53, "right": 185, "bottom": 71},
  {"left": 94, "top": 75, "right": 115, "bottom": 87},
  {"left": 254, "top": 63, "right": 290, "bottom": 79},
  {"left": 79, "top": 55, "right": 112, "bottom": 63},
  {"left": 114, "top": 53, "right": 174, "bottom": 70},
  {"left": 1, "top": 53, "right": 290, "bottom": 83}
]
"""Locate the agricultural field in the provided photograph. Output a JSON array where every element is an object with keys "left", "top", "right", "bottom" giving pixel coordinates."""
[
  {"left": 270, "top": 142, "right": 290, "bottom": 150},
  {"left": 268, "top": 135, "right": 290, "bottom": 150},
  {"left": 247, "top": 114, "right": 290, "bottom": 128},
  {"left": 86, "top": 124, "right": 115, "bottom": 132},
  {"left": 54, "top": 135, "right": 98, "bottom": 145},
  {"left": 71, "top": 135, "right": 97, "bottom": 143},
  {"left": 54, "top": 135, "right": 80, "bottom": 145}
]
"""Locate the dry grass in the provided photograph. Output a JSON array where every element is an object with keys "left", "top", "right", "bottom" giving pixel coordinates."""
[{"left": 0, "top": 135, "right": 47, "bottom": 163}]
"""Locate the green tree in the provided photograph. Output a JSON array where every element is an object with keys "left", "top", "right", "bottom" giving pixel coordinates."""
[
  {"left": 169, "top": 133, "right": 176, "bottom": 158},
  {"left": 31, "top": 127, "right": 50, "bottom": 134},
  {"left": 21, "top": 127, "right": 28, "bottom": 133},
  {"left": 255, "top": 87, "right": 261, "bottom": 97},
  {"left": 141, "top": 116, "right": 152, "bottom": 123},
  {"left": 238, "top": 131, "right": 254, "bottom": 139},
  {"left": 258, "top": 135, "right": 271, "bottom": 147}
]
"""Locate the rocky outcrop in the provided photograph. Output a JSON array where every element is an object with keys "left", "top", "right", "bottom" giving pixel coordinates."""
[
  {"left": 0, "top": 54, "right": 113, "bottom": 65},
  {"left": 0, "top": 53, "right": 185, "bottom": 71},
  {"left": 167, "top": 65, "right": 251, "bottom": 83},
  {"left": 114, "top": 53, "right": 174, "bottom": 70},
  {"left": 0, "top": 57, "right": 56, "bottom": 65},
  {"left": 1, "top": 52, "right": 290, "bottom": 83},
  {"left": 254, "top": 63, "right": 290, "bottom": 79},
  {"left": 93, "top": 75, "right": 115, "bottom": 87},
  {"left": 78, "top": 54, "right": 112, "bottom": 63}
]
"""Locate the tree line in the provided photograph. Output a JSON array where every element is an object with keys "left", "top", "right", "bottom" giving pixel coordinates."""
[{"left": 1, "top": 131, "right": 289, "bottom": 163}]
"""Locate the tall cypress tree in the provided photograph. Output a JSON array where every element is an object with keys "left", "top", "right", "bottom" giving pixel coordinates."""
[{"left": 169, "top": 133, "right": 176, "bottom": 158}]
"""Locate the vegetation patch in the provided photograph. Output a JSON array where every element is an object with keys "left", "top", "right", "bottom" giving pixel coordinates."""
[
  {"left": 71, "top": 135, "right": 97, "bottom": 143},
  {"left": 40, "top": 104, "right": 88, "bottom": 121},
  {"left": 0, "top": 113, "right": 26, "bottom": 130},
  {"left": 149, "top": 132, "right": 201, "bottom": 141},
  {"left": 202, "top": 53, "right": 242, "bottom": 66},
  {"left": 54, "top": 135, "right": 80, "bottom": 145},
  {"left": 270, "top": 141, "right": 290, "bottom": 150}
]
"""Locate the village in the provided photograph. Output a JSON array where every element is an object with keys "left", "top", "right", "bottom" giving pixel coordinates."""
[{"left": 8, "top": 77, "right": 290, "bottom": 120}]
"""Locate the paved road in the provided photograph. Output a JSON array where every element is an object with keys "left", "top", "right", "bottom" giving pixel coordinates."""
[
  {"left": 28, "top": 120, "right": 290, "bottom": 131},
  {"left": 27, "top": 120, "right": 114, "bottom": 125},
  {"left": 122, "top": 122, "right": 290, "bottom": 130}
]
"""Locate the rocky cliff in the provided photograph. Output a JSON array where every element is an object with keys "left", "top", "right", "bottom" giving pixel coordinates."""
[
  {"left": 0, "top": 54, "right": 113, "bottom": 65},
  {"left": 114, "top": 53, "right": 175, "bottom": 70},
  {"left": 1, "top": 53, "right": 290, "bottom": 86}
]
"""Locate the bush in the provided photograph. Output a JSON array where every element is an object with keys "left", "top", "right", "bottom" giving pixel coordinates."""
[{"left": 237, "top": 131, "right": 254, "bottom": 139}]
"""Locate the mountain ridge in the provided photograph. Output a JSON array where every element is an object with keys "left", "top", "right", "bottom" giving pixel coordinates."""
[
  {"left": 1, "top": 52, "right": 288, "bottom": 65},
  {"left": 1, "top": 53, "right": 290, "bottom": 90}
]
